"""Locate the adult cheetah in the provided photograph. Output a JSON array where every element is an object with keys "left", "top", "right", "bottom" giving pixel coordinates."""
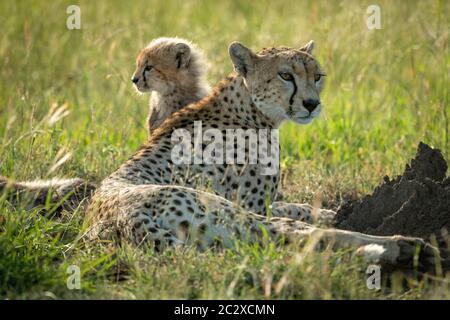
[
  {"left": 0, "top": 37, "right": 210, "bottom": 213},
  {"left": 86, "top": 41, "right": 438, "bottom": 268}
]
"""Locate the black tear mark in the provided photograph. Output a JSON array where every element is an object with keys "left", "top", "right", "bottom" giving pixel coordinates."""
[
  {"left": 289, "top": 78, "right": 297, "bottom": 105},
  {"left": 288, "top": 105, "right": 293, "bottom": 116},
  {"left": 142, "top": 68, "right": 147, "bottom": 86}
]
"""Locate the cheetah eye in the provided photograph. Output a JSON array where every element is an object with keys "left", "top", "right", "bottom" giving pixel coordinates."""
[
  {"left": 278, "top": 72, "right": 294, "bottom": 81},
  {"left": 144, "top": 65, "right": 153, "bottom": 72},
  {"left": 314, "top": 73, "right": 325, "bottom": 82}
]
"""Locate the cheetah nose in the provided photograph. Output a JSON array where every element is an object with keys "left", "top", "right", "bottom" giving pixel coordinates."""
[
  {"left": 303, "top": 99, "right": 320, "bottom": 113},
  {"left": 131, "top": 76, "right": 139, "bottom": 84}
]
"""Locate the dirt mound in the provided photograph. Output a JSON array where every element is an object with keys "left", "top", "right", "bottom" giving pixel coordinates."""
[{"left": 334, "top": 142, "right": 449, "bottom": 247}]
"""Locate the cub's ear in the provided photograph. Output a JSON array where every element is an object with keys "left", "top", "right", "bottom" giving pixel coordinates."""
[
  {"left": 174, "top": 42, "right": 191, "bottom": 69},
  {"left": 299, "top": 40, "right": 315, "bottom": 54},
  {"left": 228, "top": 42, "right": 257, "bottom": 77}
]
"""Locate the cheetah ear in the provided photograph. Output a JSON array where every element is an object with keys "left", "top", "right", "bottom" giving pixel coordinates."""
[
  {"left": 299, "top": 40, "right": 315, "bottom": 54},
  {"left": 228, "top": 42, "right": 256, "bottom": 77},
  {"left": 174, "top": 43, "right": 191, "bottom": 69}
]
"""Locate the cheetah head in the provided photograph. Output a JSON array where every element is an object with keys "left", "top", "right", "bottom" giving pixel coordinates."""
[
  {"left": 229, "top": 41, "right": 325, "bottom": 125},
  {"left": 132, "top": 37, "right": 207, "bottom": 94}
]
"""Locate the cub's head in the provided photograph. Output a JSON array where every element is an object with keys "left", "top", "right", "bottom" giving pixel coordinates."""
[
  {"left": 228, "top": 41, "right": 325, "bottom": 125},
  {"left": 132, "top": 37, "right": 207, "bottom": 94}
]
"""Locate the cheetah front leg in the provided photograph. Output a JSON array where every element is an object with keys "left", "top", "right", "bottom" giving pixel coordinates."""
[
  {"left": 258, "top": 217, "right": 438, "bottom": 268},
  {"left": 270, "top": 202, "right": 336, "bottom": 226},
  {"left": 296, "top": 227, "right": 439, "bottom": 268}
]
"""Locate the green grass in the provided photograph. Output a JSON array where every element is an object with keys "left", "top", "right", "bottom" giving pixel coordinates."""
[{"left": 0, "top": 0, "right": 449, "bottom": 299}]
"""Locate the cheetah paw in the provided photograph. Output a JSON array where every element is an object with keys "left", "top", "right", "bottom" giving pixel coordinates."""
[{"left": 394, "top": 236, "right": 439, "bottom": 269}]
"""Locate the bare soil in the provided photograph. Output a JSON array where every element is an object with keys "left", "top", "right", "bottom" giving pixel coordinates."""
[{"left": 334, "top": 142, "right": 450, "bottom": 252}]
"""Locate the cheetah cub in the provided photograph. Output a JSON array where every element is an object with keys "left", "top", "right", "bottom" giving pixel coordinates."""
[
  {"left": 0, "top": 38, "right": 209, "bottom": 213},
  {"left": 132, "top": 37, "right": 210, "bottom": 136}
]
